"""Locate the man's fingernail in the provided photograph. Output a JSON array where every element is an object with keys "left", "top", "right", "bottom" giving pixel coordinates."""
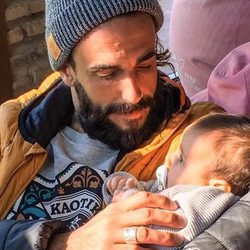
[
  {"left": 178, "top": 215, "right": 187, "bottom": 226},
  {"left": 174, "top": 234, "right": 184, "bottom": 245},
  {"left": 171, "top": 201, "right": 179, "bottom": 210}
]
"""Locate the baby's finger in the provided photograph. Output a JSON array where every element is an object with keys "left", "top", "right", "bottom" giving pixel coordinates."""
[
  {"left": 126, "top": 178, "right": 137, "bottom": 188},
  {"left": 117, "top": 178, "right": 129, "bottom": 190},
  {"left": 110, "top": 176, "right": 127, "bottom": 191},
  {"left": 106, "top": 178, "right": 114, "bottom": 194}
]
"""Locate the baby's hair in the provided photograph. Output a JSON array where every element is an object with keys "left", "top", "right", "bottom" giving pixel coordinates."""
[{"left": 191, "top": 113, "right": 250, "bottom": 196}]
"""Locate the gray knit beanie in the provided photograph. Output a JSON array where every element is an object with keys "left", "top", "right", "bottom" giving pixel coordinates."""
[{"left": 45, "top": 0, "right": 164, "bottom": 71}]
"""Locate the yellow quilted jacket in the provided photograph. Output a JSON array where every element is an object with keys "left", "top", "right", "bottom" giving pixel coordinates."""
[{"left": 0, "top": 72, "right": 222, "bottom": 219}]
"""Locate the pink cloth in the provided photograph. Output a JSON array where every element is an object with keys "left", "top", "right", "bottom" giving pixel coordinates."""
[
  {"left": 191, "top": 43, "right": 250, "bottom": 116},
  {"left": 170, "top": 0, "right": 250, "bottom": 97}
]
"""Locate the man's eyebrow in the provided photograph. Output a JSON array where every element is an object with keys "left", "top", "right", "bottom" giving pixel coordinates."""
[
  {"left": 137, "top": 50, "right": 156, "bottom": 64},
  {"left": 89, "top": 50, "right": 156, "bottom": 71},
  {"left": 89, "top": 65, "right": 120, "bottom": 71}
]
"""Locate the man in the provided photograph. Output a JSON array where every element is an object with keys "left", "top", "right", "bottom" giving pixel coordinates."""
[{"left": 0, "top": 0, "right": 249, "bottom": 249}]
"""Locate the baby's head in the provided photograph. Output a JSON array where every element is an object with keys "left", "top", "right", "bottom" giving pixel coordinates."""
[{"left": 167, "top": 113, "right": 250, "bottom": 196}]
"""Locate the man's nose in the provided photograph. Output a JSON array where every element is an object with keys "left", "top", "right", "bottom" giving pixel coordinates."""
[{"left": 121, "top": 74, "right": 143, "bottom": 104}]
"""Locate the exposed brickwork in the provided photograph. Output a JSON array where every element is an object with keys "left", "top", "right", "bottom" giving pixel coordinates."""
[
  {"left": 5, "top": 0, "right": 45, "bottom": 22},
  {"left": 5, "top": 0, "right": 51, "bottom": 97},
  {"left": 7, "top": 26, "right": 24, "bottom": 44},
  {"left": 25, "top": 16, "right": 45, "bottom": 37},
  {"left": 4, "top": 0, "right": 173, "bottom": 97}
]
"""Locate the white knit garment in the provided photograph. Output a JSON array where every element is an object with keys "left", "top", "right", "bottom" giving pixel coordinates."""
[
  {"left": 102, "top": 173, "right": 239, "bottom": 249},
  {"left": 149, "top": 185, "right": 239, "bottom": 249}
]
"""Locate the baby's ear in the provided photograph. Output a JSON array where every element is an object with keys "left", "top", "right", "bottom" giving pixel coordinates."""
[{"left": 208, "top": 179, "right": 232, "bottom": 193}]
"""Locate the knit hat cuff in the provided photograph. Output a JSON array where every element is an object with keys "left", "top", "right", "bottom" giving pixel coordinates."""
[{"left": 46, "top": 0, "right": 164, "bottom": 71}]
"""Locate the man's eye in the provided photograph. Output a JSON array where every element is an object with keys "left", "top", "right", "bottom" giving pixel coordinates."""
[
  {"left": 96, "top": 70, "right": 117, "bottom": 80},
  {"left": 137, "top": 65, "right": 151, "bottom": 71},
  {"left": 101, "top": 74, "right": 114, "bottom": 80}
]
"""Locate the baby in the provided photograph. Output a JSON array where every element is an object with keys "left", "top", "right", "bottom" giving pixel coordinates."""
[{"left": 102, "top": 113, "right": 250, "bottom": 249}]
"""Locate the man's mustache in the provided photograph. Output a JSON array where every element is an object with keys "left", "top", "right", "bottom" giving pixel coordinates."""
[{"left": 103, "top": 96, "right": 155, "bottom": 115}]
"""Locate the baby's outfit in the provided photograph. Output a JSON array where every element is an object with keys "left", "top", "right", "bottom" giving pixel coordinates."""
[{"left": 102, "top": 171, "right": 239, "bottom": 250}]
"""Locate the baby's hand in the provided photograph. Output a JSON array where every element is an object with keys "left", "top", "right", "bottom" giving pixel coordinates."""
[{"left": 106, "top": 176, "right": 137, "bottom": 195}]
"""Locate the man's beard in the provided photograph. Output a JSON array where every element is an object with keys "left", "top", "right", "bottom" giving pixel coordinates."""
[{"left": 74, "top": 80, "right": 163, "bottom": 152}]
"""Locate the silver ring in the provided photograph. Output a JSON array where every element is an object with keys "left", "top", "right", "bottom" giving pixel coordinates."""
[{"left": 123, "top": 227, "right": 138, "bottom": 244}]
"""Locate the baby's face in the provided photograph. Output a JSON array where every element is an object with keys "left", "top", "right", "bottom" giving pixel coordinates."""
[{"left": 167, "top": 126, "right": 217, "bottom": 187}]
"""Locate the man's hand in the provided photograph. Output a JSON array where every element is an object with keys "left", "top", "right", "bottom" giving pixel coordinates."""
[{"left": 49, "top": 192, "right": 186, "bottom": 250}]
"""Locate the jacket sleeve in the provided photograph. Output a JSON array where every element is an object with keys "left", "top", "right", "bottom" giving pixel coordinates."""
[
  {"left": 184, "top": 191, "right": 250, "bottom": 250},
  {"left": 4, "top": 72, "right": 61, "bottom": 108},
  {"left": 0, "top": 219, "right": 64, "bottom": 250}
]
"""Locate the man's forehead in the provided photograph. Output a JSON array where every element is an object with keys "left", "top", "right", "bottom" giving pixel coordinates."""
[
  {"left": 72, "top": 12, "right": 156, "bottom": 64},
  {"left": 84, "top": 12, "right": 156, "bottom": 40}
]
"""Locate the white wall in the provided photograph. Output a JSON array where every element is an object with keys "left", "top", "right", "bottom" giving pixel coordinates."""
[
  {"left": 158, "top": 0, "right": 175, "bottom": 75},
  {"left": 158, "top": 0, "right": 173, "bottom": 48}
]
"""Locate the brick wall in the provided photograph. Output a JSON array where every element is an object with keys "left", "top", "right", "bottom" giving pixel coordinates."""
[
  {"left": 5, "top": 0, "right": 173, "bottom": 97},
  {"left": 5, "top": 0, "right": 52, "bottom": 97}
]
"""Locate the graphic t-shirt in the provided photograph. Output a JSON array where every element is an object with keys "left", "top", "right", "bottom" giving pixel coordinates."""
[{"left": 7, "top": 126, "right": 119, "bottom": 231}]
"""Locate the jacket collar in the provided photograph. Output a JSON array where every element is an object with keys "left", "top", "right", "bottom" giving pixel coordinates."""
[
  {"left": 18, "top": 80, "right": 74, "bottom": 148},
  {"left": 18, "top": 72, "right": 189, "bottom": 149}
]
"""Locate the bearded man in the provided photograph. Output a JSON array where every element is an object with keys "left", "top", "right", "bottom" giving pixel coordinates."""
[{"left": 0, "top": 0, "right": 249, "bottom": 249}]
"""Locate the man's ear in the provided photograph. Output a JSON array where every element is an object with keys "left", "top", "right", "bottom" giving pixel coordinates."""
[
  {"left": 208, "top": 179, "right": 232, "bottom": 193},
  {"left": 59, "top": 64, "right": 76, "bottom": 87}
]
